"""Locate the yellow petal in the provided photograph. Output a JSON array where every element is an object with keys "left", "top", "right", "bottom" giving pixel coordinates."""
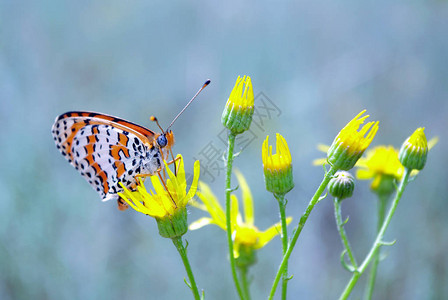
[
  {"left": 317, "top": 144, "right": 330, "bottom": 153},
  {"left": 257, "top": 217, "right": 292, "bottom": 249},
  {"left": 230, "top": 194, "right": 239, "bottom": 233},
  {"left": 428, "top": 137, "right": 439, "bottom": 150},
  {"left": 146, "top": 203, "right": 166, "bottom": 218},
  {"left": 150, "top": 173, "right": 167, "bottom": 196},
  {"left": 197, "top": 182, "right": 226, "bottom": 230},
  {"left": 118, "top": 191, "right": 140, "bottom": 212},
  {"left": 233, "top": 241, "right": 240, "bottom": 258},
  {"left": 355, "top": 157, "right": 368, "bottom": 168},
  {"left": 370, "top": 174, "right": 382, "bottom": 190},
  {"left": 175, "top": 154, "right": 186, "bottom": 186},
  {"left": 356, "top": 168, "right": 375, "bottom": 180},
  {"left": 189, "top": 199, "right": 207, "bottom": 211},
  {"left": 312, "top": 158, "right": 327, "bottom": 166},
  {"left": 189, "top": 217, "right": 214, "bottom": 230},
  {"left": 165, "top": 164, "right": 182, "bottom": 199},
  {"left": 118, "top": 183, "right": 149, "bottom": 214},
  {"left": 137, "top": 187, "right": 167, "bottom": 216},
  {"left": 185, "top": 160, "right": 201, "bottom": 205},
  {"left": 196, "top": 189, "right": 217, "bottom": 213},
  {"left": 234, "top": 169, "right": 254, "bottom": 226},
  {"left": 236, "top": 214, "right": 244, "bottom": 227}
]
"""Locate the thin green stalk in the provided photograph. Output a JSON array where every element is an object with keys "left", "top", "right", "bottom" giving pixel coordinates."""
[
  {"left": 225, "top": 132, "right": 245, "bottom": 300},
  {"left": 339, "top": 168, "right": 411, "bottom": 300},
  {"left": 240, "top": 266, "right": 251, "bottom": 300},
  {"left": 334, "top": 198, "right": 358, "bottom": 268},
  {"left": 275, "top": 194, "right": 289, "bottom": 300},
  {"left": 364, "top": 193, "right": 388, "bottom": 300},
  {"left": 172, "top": 237, "right": 201, "bottom": 300},
  {"left": 268, "top": 166, "right": 337, "bottom": 300}
]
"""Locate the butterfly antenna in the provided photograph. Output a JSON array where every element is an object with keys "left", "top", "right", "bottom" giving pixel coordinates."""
[
  {"left": 165, "top": 79, "right": 211, "bottom": 132},
  {"left": 150, "top": 116, "right": 165, "bottom": 133}
]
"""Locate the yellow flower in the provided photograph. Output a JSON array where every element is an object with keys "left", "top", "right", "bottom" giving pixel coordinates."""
[
  {"left": 118, "top": 154, "right": 200, "bottom": 238},
  {"left": 262, "top": 134, "right": 294, "bottom": 195},
  {"left": 327, "top": 110, "right": 379, "bottom": 171},
  {"left": 221, "top": 75, "right": 254, "bottom": 134},
  {"left": 356, "top": 134, "right": 438, "bottom": 193},
  {"left": 355, "top": 145, "right": 406, "bottom": 194},
  {"left": 190, "top": 170, "right": 292, "bottom": 260}
]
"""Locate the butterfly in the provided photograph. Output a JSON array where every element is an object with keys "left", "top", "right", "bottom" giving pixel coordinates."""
[{"left": 52, "top": 80, "right": 210, "bottom": 210}]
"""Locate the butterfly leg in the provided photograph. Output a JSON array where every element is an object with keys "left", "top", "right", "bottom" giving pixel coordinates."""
[
  {"left": 134, "top": 166, "right": 165, "bottom": 185},
  {"left": 134, "top": 171, "right": 177, "bottom": 208},
  {"left": 134, "top": 173, "right": 153, "bottom": 185},
  {"left": 117, "top": 181, "right": 140, "bottom": 211},
  {"left": 166, "top": 155, "right": 182, "bottom": 175},
  {"left": 156, "top": 172, "right": 178, "bottom": 208},
  {"left": 117, "top": 197, "right": 129, "bottom": 211}
]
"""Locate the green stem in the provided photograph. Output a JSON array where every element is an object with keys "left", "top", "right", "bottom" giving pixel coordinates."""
[
  {"left": 225, "top": 132, "right": 245, "bottom": 300},
  {"left": 172, "top": 237, "right": 201, "bottom": 300},
  {"left": 240, "top": 266, "right": 252, "bottom": 300},
  {"left": 275, "top": 194, "right": 289, "bottom": 300},
  {"left": 339, "top": 168, "right": 411, "bottom": 300},
  {"left": 364, "top": 193, "right": 389, "bottom": 300},
  {"left": 334, "top": 198, "right": 358, "bottom": 268},
  {"left": 268, "top": 166, "right": 337, "bottom": 300}
]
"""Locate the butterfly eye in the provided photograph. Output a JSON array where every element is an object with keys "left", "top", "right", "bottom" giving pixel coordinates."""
[{"left": 157, "top": 135, "right": 168, "bottom": 148}]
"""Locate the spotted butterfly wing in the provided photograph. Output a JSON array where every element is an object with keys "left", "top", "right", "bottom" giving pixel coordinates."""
[{"left": 52, "top": 111, "right": 170, "bottom": 210}]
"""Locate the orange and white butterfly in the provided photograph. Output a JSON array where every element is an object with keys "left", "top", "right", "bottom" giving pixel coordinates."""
[{"left": 52, "top": 80, "right": 210, "bottom": 210}]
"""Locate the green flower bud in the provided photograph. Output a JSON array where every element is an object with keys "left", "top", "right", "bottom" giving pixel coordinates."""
[
  {"left": 328, "top": 171, "right": 355, "bottom": 200},
  {"left": 399, "top": 128, "right": 428, "bottom": 171},
  {"left": 262, "top": 134, "right": 294, "bottom": 196},
  {"left": 222, "top": 75, "right": 254, "bottom": 135},
  {"left": 327, "top": 110, "right": 379, "bottom": 171}
]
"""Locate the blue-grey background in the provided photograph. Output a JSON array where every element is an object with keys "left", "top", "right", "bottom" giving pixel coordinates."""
[{"left": 1, "top": 1, "right": 447, "bottom": 299}]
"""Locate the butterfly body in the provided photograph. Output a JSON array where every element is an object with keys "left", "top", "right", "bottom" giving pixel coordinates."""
[{"left": 52, "top": 111, "right": 174, "bottom": 206}]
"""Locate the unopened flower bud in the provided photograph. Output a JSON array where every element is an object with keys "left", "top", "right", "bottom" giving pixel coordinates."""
[
  {"left": 328, "top": 171, "right": 355, "bottom": 200},
  {"left": 222, "top": 75, "right": 254, "bottom": 135},
  {"left": 399, "top": 128, "right": 428, "bottom": 171}
]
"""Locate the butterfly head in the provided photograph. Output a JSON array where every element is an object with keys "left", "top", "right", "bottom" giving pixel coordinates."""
[
  {"left": 156, "top": 134, "right": 168, "bottom": 148},
  {"left": 154, "top": 130, "right": 175, "bottom": 153},
  {"left": 150, "top": 116, "right": 175, "bottom": 151}
]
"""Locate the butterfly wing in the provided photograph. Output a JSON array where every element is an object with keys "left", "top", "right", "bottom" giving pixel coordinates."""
[
  {"left": 54, "top": 111, "right": 158, "bottom": 142},
  {"left": 52, "top": 111, "right": 162, "bottom": 203}
]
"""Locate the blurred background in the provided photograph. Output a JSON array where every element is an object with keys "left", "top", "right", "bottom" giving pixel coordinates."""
[{"left": 1, "top": 0, "right": 447, "bottom": 299}]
